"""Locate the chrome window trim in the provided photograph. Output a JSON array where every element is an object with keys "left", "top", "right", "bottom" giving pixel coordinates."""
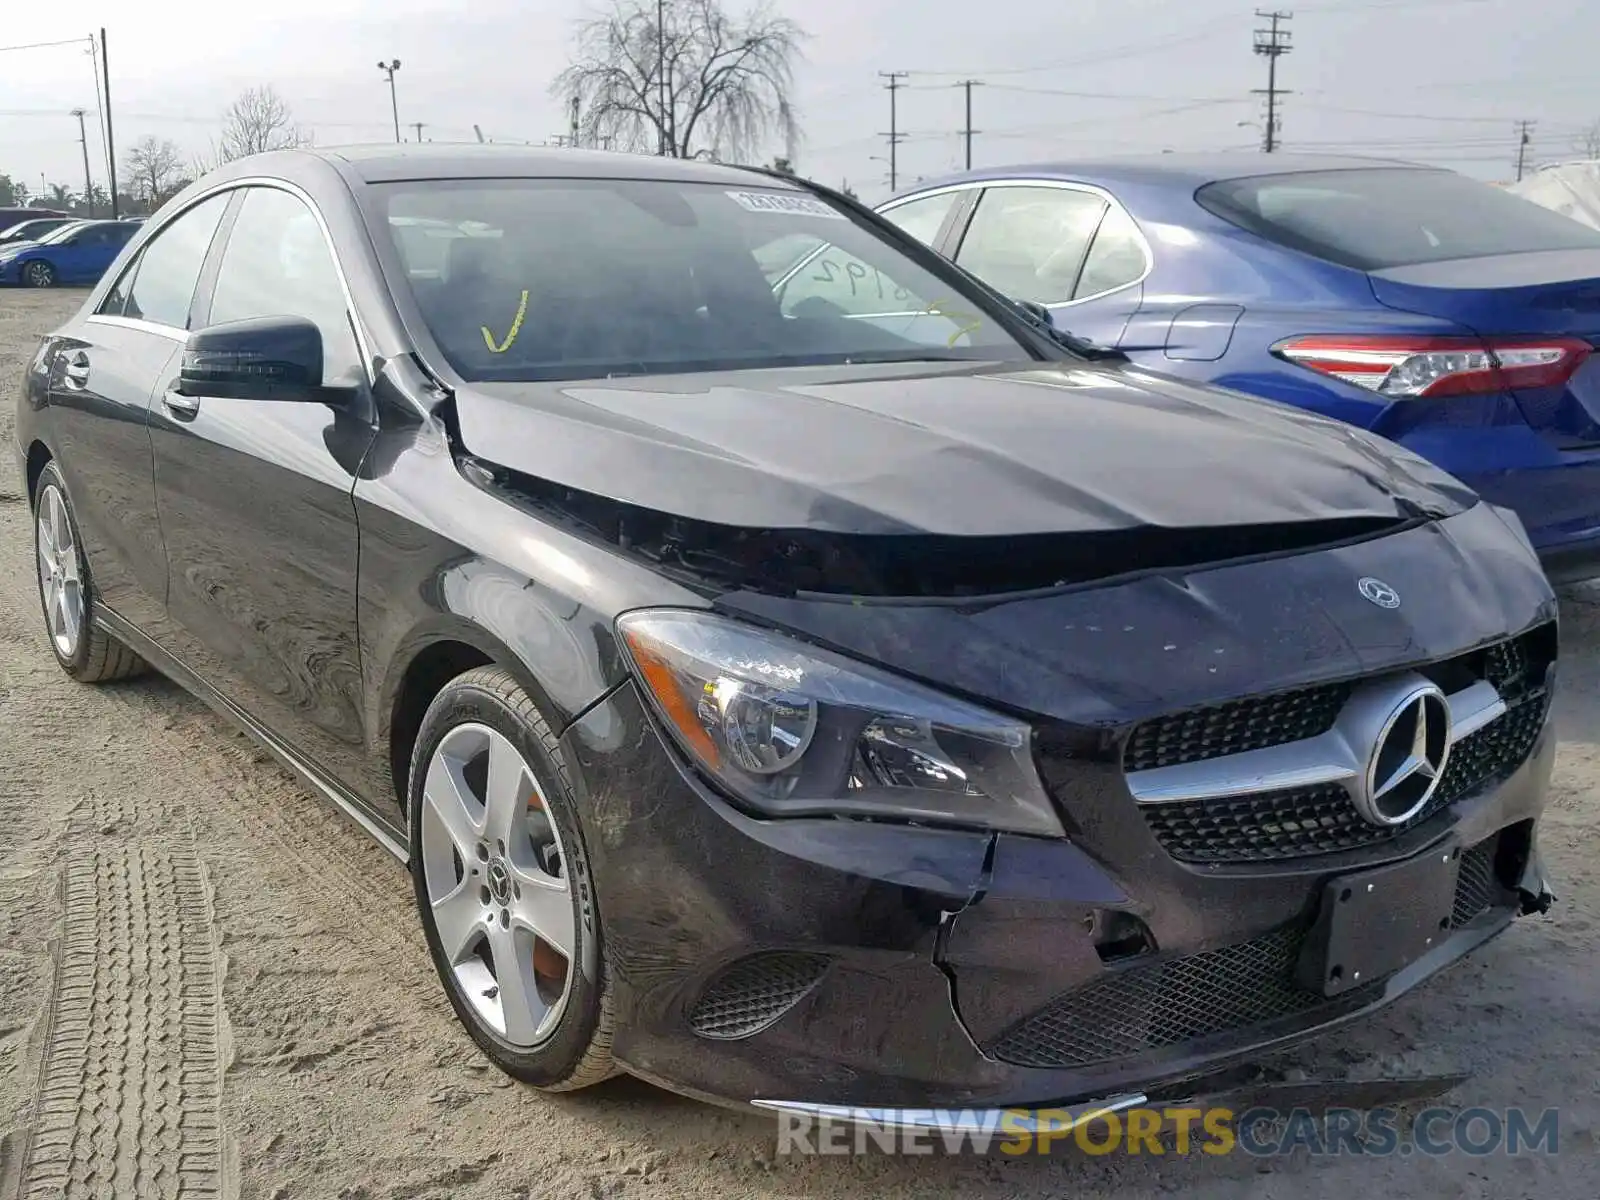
[
  {"left": 877, "top": 178, "right": 1154, "bottom": 308},
  {"left": 85, "top": 313, "right": 187, "bottom": 343}
]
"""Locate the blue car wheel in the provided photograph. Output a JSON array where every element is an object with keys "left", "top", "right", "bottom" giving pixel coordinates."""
[{"left": 22, "top": 260, "right": 56, "bottom": 288}]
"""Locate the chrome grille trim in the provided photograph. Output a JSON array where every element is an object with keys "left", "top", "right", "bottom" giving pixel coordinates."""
[{"left": 1128, "top": 677, "right": 1503, "bottom": 806}]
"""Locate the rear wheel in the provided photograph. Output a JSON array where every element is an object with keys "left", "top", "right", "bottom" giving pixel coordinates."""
[
  {"left": 409, "top": 666, "right": 615, "bottom": 1090},
  {"left": 33, "top": 463, "right": 146, "bottom": 682},
  {"left": 22, "top": 260, "right": 55, "bottom": 288}
]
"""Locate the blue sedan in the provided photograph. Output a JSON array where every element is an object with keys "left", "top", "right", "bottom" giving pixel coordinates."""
[
  {"left": 878, "top": 154, "right": 1600, "bottom": 579},
  {"left": 0, "top": 219, "right": 139, "bottom": 288}
]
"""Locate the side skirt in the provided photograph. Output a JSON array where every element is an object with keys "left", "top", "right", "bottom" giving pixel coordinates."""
[{"left": 95, "top": 607, "right": 410, "bottom": 865}]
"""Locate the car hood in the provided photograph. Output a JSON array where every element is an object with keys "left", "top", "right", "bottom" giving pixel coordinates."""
[{"left": 452, "top": 360, "right": 1473, "bottom": 538}]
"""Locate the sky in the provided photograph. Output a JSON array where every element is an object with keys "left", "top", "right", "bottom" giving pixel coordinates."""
[{"left": 2, "top": 0, "right": 1598, "bottom": 207}]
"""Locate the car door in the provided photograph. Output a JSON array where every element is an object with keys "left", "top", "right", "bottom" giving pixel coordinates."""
[
  {"left": 46, "top": 193, "right": 231, "bottom": 635},
  {"left": 55, "top": 225, "right": 109, "bottom": 284},
  {"left": 947, "top": 182, "right": 1150, "bottom": 348},
  {"left": 149, "top": 183, "right": 377, "bottom": 795}
]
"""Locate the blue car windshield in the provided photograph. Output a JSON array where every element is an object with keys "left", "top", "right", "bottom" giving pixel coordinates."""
[{"left": 372, "top": 177, "right": 1031, "bottom": 383}]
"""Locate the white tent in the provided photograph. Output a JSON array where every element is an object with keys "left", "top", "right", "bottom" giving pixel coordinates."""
[{"left": 1507, "top": 160, "right": 1600, "bottom": 230}]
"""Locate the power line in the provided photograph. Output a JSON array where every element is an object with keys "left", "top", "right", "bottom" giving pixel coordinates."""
[
  {"left": 879, "top": 71, "right": 908, "bottom": 192},
  {"left": 957, "top": 80, "right": 982, "bottom": 170},
  {"left": 1253, "top": 9, "right": 1293, "bottom": 153},
  {"left": 904, "top": 16, "right": 1241, "bottom": 78},
  {"left": 0, "top": 37, "right": 86, "bottom": 54}
]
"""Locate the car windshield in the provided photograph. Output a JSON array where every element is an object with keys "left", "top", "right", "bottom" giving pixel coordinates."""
[
  {"left": 1196, "top": 167, "right": 1600, "bottom": 271},
  {"left": 372, "top": 177, "right": 1030, "bottom": 382},
  {"left": 36, "top": 222, "right": 89, "bottom": 245}
]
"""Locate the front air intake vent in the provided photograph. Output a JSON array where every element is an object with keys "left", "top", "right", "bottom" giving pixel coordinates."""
[{"left": 688, "top": 952, "right": 830, "bottom": 1040}]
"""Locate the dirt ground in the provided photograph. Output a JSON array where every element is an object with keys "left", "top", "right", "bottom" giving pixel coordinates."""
[{"left": 0, "top": 287, "right": 1596, "bottom": 1199}]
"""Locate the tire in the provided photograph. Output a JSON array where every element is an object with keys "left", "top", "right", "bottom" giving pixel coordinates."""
[
  {"left": 408, "top": 666, "right": 615, "bottom": 1090},
  {"left": 32, "top": 462, "right": 147, "bottom": 683},
  {"left": 23, "top": 260, "right": 56, "bottom": 288}
]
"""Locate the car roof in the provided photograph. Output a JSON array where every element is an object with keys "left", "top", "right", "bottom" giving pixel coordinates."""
[
  {"left": 306, "top": 142, "right": 793, "bottom": 189},
  {"left": 890, "top": 152, "right": 1436, "bottom": 201}
]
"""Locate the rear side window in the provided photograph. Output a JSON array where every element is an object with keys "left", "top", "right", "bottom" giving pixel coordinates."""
[
  {"left": 954, "top": 186, "right": 1107, "bottom": 304},
  {"left": 104, "top": 194, "right": 229, "bottom": 326},
  {"left": 880, "top": 191, "right": 960, "bottom": 246},
  {"left": 1074, "top": 204, "right": 1147, "bottom": 298},
  {"left": 1197, "top": 167, "right": 1600, "bottom": 271}
]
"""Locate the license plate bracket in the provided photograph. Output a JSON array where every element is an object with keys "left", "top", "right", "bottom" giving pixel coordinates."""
[{"left": 1297, "top": 843, "right": 1462, "bottom": 998}]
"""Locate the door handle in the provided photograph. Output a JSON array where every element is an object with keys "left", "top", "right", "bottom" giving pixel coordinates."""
[
  {"left": 61, "top": 349, "right": 90, "bottom": 390},
  {"left": 162, "top": 388, "right": 201, "bottom": 418}
]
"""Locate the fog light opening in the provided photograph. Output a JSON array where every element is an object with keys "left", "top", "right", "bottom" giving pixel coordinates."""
[{"left": 1090, "top": 909, "right": 1156, "bottom": 964}]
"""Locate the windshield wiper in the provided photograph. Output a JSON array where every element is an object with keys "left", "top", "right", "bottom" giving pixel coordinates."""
[
  {"left": 840, "top": 351, "right": 985, "bottom": 364},
  {"left": 1014, "top": 300, "right": 1127, "bottom": 362}
]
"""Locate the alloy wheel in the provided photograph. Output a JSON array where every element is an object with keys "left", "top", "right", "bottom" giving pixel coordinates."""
[
  {"left": 36, "top": 485, "right": 83, "bottom": 659},
  {"left": 419, "top": 723, "right": 575, "bottom": 1047},
  {"left": 24, "top": 261, "right": 54, "bottom": 288}
]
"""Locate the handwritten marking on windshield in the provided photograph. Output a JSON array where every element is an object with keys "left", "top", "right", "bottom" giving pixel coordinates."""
[{"left": 482, "top": 290, "right": 530, "bottom": 354}]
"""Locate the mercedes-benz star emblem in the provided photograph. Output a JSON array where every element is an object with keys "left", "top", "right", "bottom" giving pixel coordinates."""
[
  {"left": 1357, "top": 684, "right": 1451, "bottom": 826},
  {"left": 1358, "top": 576, "right": 1401, "bottom": 609}
]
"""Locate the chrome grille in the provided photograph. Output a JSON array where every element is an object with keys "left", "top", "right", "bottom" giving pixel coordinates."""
[{"left": 1129, "top": 627, "right": 1552, "bottom": 864}]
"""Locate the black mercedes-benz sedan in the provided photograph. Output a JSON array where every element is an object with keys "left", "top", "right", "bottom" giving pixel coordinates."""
[{"left": 13, "top": 144, "right": 1557, "bottom": 1123}]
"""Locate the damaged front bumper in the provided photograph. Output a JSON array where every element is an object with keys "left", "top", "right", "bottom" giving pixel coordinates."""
[{"left": 558, "top": 676, "right": 1556, "bottom": 1113}]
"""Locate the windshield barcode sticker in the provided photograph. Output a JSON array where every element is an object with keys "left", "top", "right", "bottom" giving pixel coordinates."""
[{"left": 725, "top": 190, "right": 845, "bottom": 219}]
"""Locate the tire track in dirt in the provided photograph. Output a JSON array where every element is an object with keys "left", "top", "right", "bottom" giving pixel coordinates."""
[{"left": 17, "top": 845, "right": 228, "bottom": 1200}]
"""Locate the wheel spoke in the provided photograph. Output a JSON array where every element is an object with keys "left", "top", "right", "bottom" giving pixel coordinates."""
[
  {"left": 431, "top": 878, "right": 485, "bottom": 964},
  {"left": 49, "top": 493, "right": 68, "bottom": 560},
  {"left": 57, "top": 583, "right": 80, "bottom": 650},
  {"left": 423, "top": 751, "right": 483, "bottom": 854},
  {"left": 38, "top": 519, "right": 57, "bottom": 563},
  {"left": 488, "top": 924, "right": 545, "bottom": 1045},
  {"left": 508, "top": 864, "right": 575, "bottom": 960},
  {"left": 483, "top": 733, "right": 529, "bottom": 848}
]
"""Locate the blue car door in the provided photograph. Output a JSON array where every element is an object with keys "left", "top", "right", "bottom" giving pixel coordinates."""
[{"left": 944, "top": 183, "right": 1149, "bottom": 349}]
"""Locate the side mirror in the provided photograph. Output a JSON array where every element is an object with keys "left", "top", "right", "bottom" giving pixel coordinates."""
[{"left": 178, "top": 315, "right": 350, "bottom": 404}]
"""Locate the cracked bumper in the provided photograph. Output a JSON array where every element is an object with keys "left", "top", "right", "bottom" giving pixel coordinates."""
[{"left": 559, "top": 679, "right": 1554, "bottom": 1112}]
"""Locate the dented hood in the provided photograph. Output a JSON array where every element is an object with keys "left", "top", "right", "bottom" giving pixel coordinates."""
[{"left": 452, "top": 361, "right": 1475, "bottom": 536}]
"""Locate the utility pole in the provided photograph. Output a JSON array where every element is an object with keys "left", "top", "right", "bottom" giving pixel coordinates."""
[
  {"left": 70, "top": 108, "right": 94, "bottom": 217},
  {"left": 570, "top": 94, "right": 581, "bottom": 149},
  {"left": 410, "top": 121, "right": 425, "bottom": 142},
  {"left": 377, "top": 59, "right": 401, "bottom": 143},
  {"left": 957, "top": 79, "right": 982, "bottom": 170},
  {"left": 656, "top": 0, "right": 670, "bottom": 154},
  {"left": 101, "top": 29, "right": 118, "bottom": 219},
  {"left": 1252, "top": 10, "right": 1293, "bottom": 153},
  {"left": 1515, "top": 119, "right": 1536, "bottom": 181},
  {"left": 473, "top": 124, "right": 487, "bottom": 144},
  {"left": 879, "top": 71, "right": 908, "bottom": 192}
]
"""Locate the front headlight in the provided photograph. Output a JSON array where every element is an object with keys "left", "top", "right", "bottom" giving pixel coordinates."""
[{"left": 617, "top": 609, "right": 1065, "bottom": 837}]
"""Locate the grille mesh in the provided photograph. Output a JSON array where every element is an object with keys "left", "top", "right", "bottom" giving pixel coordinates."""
[
  {"left": 688, "top": 952, "right": 830, "bottom": 1040},
  {"left": 1124, "top": 682, "right": 1351, "bottom": 773},
  {"left": 992, "top": 835, "right": 1505, "bottom": 1069},
  {"left": 990, "top": 924, "right": 1352, "bottom": 1069},
  {"left": 1452, "top": 837, "right": 1502, "bottom": 927},
  {"left": 1132, "top": 628, "right": 1552, "bottom": 864}
]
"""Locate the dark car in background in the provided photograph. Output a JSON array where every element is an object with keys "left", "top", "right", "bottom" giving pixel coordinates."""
[
  {"left": 0, "top": 219, "right": 139, "bottom": 288},
  {"left": 0, "top": 216, "right": 76, "bottom": 246},
  {"left": 14, "top": 145, "right": 1557, "bottom": 1123},
  {"left": 0, "top": 206, "right": 69, "bottom": 231},
  {"left": 876, "top": 155, "right": 1600, "bottom": 580}
]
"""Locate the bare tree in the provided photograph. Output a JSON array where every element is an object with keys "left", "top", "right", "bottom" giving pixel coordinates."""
[
  {"left": 123, "top": 136, "right": 184, "bottom": 205},
  {"left": 205, "top": 85, "right": 310, "bottom": 166},
  {"left": 554, "top": 0, "right": 804, "bottom": 162},
  {"left": 1576, "top": 119, "right": 1600, "bottom": 161}
]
